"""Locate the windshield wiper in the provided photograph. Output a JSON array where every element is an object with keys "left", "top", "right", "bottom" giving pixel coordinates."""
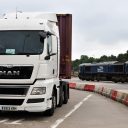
[
  {"left": 0, "top": 53, "right": 16, "bottom": 55},
  {"left": 0, "top": 53, "right": 38, "bottom": 55},
  {"left": 0, "top": 53, "right": 6, "bottom": 55},
  {"left": 17, "top": 52, "right": 38, "bottom": 55}
]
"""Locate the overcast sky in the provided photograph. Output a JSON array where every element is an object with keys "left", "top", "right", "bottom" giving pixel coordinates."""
[{"left": 0, "top": 0, "right": 128, "bottom": 60}]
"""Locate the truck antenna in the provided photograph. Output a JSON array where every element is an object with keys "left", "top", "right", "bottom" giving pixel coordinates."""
[{"left": 16, "top": 7, "right": 22, "bottom": 19}]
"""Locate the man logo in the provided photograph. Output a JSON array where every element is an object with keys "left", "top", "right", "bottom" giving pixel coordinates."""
[{"left": 0, "top": 71, "right": 20, "bottom": 76}]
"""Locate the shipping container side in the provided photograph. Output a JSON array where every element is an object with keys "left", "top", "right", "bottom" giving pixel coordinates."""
[{"left": 57, "top": 14, "right": 72, "bottom": 79}]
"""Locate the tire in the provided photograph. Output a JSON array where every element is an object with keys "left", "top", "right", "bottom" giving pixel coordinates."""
[
  {"left": 63, "top": 85, "right": 69, "bottom": 104},
  {"left": 45, "top": 91, "right": 56, "bottom": 116},
  {"left": 58, "top": 86, "right": 64, "bottom": 107}
]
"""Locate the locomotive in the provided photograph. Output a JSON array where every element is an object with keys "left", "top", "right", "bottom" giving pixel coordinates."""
[{"left": 78, "top": 61, "right": 128, "bottom": 83}]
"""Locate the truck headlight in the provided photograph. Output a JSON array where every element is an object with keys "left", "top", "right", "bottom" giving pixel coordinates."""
[{"left": 31, "top": 87, "right": 46, "bottom": 95}]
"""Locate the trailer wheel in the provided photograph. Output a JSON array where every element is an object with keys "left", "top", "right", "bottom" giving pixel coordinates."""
[{"left": 45, "top": 91, "right": 56, "bottom": 116}]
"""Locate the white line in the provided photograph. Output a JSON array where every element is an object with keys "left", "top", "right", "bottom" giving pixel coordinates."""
[
  {"left": 50, "top": 94, "right": 93, "bottom": 128},
  {"left": 0, "top": 119, "right": 8, "bottom": 123},
  {"left": 5, "top": 119, "right": 24, "bottom": 125}
]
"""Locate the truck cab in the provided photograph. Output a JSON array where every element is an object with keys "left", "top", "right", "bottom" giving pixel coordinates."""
[{"left": 0, "top": 13, "right": 71, "bottom": 116}]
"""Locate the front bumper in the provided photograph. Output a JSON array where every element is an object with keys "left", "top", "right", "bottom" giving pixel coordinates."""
[{"left": 0, "top": 80, "right": 52, "bottom": 112}]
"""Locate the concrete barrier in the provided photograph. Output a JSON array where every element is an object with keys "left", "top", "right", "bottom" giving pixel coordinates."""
[
  {"left": 123, "top": 94, "right": 128, "bottom": 106},
  {"left": 98, "top": 86, "right": 104, "bottom": 95},
  {"left": 116, "top": 91, "right": 124, "bottom": 102},
  {"left": 105, "top": 88, "right": 112, "bottom": 97},
  {"left": 75, "top": 83, "right": 85, "bottom": 90},
  {"left": 102, "top": 87, "right": 108, "bottom": 96},
  {"left": 69, "top": 82, "right": 128, "bottom": 106},
  {"left": 110, "top": 89, "right": 118, "bottom": 101},
  {"left": 84, "top": 84, "right": 95, "bottom": 92},
  {"left": 94, "top": 86, "right": 99, "bottom": 93},
  {"left": 69, "top": 82, "right": 76, "bottom": 89}
]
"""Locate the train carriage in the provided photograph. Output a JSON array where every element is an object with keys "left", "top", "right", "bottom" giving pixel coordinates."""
[{"left": 78, "top": 61, "right": 128, "bottom": 83}]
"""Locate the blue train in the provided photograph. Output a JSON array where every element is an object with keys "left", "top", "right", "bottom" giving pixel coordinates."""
[{"left": 78, "top": 61, "right": 128, "bottom": 83}]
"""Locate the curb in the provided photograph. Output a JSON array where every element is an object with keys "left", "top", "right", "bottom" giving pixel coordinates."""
[{"left": 69, "top": 82, "right": 128, "bottom": 106}]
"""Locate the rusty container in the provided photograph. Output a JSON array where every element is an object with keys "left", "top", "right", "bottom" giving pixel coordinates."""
[{"left": 57, "top": 14, "right": 72, "bottom": 79}]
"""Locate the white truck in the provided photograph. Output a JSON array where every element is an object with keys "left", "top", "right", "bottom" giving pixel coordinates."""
[{"left": 0, "top": 12, "right": 72, "bottom": 116}]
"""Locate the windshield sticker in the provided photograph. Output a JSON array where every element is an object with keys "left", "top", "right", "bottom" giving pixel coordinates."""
[{"left": 6, "top": 49, "right": 15, "bottom": 54}]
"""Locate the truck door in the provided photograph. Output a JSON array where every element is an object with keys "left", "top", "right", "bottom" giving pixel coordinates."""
[{"left": 46, "top": 35, "right": 58, "bottom": 78}]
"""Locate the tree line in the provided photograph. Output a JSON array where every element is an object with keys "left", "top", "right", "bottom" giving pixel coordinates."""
[{"left": 72, "top": 50, "right": 128, "bottom": 71}]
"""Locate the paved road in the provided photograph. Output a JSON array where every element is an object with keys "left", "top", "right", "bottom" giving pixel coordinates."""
[{"left": 0, "top": 89, "right": 128, "bottom": 128}]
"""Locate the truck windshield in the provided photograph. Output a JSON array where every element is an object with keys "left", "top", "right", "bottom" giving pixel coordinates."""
[{"left": 0, "top": 30, "right": 44, "bottom": 55}]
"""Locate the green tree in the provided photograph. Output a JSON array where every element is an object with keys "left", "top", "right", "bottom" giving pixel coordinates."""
[
  {"left": 80, "top": 55, "right": 89, "bottom": 63},
  {"left": 99, "top": 55, "right": 108, "bottom": 62},
  {"left": 117, "top": 54, "right": 126, "bottom": 62},
  {"left": 108, "top": 55, "right": 117, "bottom": 61},
  {"left": 72, "top": 59, "right": 80, "bottom": 71}
]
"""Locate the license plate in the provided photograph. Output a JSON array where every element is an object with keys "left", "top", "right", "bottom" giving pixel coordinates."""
[{"left": 1, "top": 106, "right": 17, "bottom": 111}]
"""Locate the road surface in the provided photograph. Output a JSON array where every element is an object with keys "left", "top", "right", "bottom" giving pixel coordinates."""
[{"left": 0, "top": 89, "right": 128, "bottom": 128}]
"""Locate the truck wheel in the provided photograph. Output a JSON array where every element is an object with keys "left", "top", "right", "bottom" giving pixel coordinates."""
[
  {"left": 121, "top": 77, "right": 125, "bottom": 83},
  {"left": 45, "top": 91, "right": 56, "bottom": 116},
  {"left": 63, "top": 85, "right": 68, "bottom": 104},
  {"left": 58, "top": 87, "right": 64, "bottom": 107}
]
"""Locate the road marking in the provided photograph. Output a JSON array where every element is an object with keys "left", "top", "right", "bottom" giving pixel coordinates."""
[
  {"left": 5, "top": 119, "right": 24, "bottom": 125},
  {"left": 0, "top": 119, "right": 9, "bottom": 123},
  {"left": 50, "top": 94, "right": 93, "bottom": 128}
]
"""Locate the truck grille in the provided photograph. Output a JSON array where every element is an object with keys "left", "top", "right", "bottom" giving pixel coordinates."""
[
  {"left": 0, "top": 66, "right": 33, "bottom": 79},
  {"left": 0, "top": 99, "right": 24, "bottom": 105},
  {"left": 0, "top": 86, "right": 29, "bottom": 96}
]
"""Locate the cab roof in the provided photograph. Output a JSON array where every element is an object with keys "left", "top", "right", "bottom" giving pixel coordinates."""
[
  {"left": 0, "top": 19, "right": 45, "bottom": 30},
  {"left": 4, "top": 12, "right": 57, "bottom": 22},
  {"left": 0, "top": 12, "right": 58, "bottom": 31}
]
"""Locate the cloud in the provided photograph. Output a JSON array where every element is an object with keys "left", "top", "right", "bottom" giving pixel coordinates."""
[{"left": 0, "top": 0, "right": 128, "bottom": 60}]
